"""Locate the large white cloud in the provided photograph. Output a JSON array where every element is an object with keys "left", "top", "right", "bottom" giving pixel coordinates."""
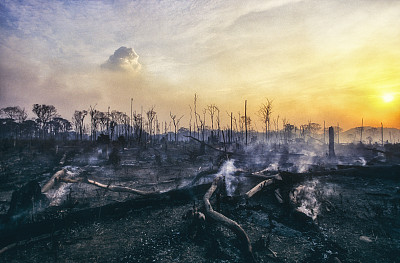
[{"left": 101, "top": 46, "right": 141, "bottom": 73}]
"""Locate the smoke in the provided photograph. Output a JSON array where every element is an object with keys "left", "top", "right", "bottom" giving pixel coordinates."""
[
  {"left": 218, "top": 159, "right": 239, "bottom": 196},
  {"left": 291, "top": 179, "right": 339, "bottom": 220},
  {"left": 101, "top": 46, "right": 141, "bottom": 73},
  {"left": 47, "top": 183, "right": 69, "bottom": 206},
  {"left": 45, "top": 166, "right": 83, "bottom": 206}
]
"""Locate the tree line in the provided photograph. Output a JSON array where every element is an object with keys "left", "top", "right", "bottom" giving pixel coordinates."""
[{"left": 1, "top": 97, "right": 357, "bottom": 145}]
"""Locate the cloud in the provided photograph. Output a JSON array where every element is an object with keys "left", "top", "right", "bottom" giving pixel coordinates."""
[{"left": 101, "top": 46, "right": 141, "bottom": 73}]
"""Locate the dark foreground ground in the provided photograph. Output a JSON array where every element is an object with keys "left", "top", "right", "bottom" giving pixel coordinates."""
[{"left": 0, "top": 141, "right": 399, "bottom": 263}]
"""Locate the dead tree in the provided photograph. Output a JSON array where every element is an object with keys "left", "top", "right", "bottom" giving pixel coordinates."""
[
  {"left": 194, "top": 93, "right": 199, "bottom": 139},
  {"left": 245, "top": 100, "right": 247, "bottom": 145},
  {"left": 207, "top": 104, "right": 218, "bottom": 140},
  {"left": 89, "top": 105, "right": 99, "bottom": 141},
  {"left": 189, "top": 105, "right": 193, "bottom": 137},
  {"left": 329, "top": 126, "right": 335, "bottom": 158},
  {"left": 170, "top": 112, "right": 184, "bottom": 143},
  {"left": 258, "top": 99, "right": 273, "bottom": 142},
  {"left": 72, "top": 110, "right": 87, "bottom": 141},
  {"left": 146, "top": 106, "right": 156, "bottom": 143}
]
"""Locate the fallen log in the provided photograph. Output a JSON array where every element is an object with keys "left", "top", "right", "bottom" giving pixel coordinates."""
[
  {"left": 1, "top": 183, "right": 212, "bottom": 251},
  {"left": 244, "top": 179, "right": 274, "bottom": 199},
  {"left": 41, "top": 169, "right": 66, "bottom": 193},
  {"left": 184, "top": 135, "right": 234, "bottom": 155},
  {"left": 85, "top": 179, "right": 157, "bottom": 196},
  {"left": 245, "top": 172, "right": 280, "bottom": 180},
  {"left": 42, "top": 169, "right": 158, "bottom": 196},
  {"left": 203, "top": 176, "right": 257, "bottom": 262}
]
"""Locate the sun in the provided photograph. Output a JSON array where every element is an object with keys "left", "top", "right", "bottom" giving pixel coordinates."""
[{"left": 382, "top": 93, "right": 394, "bottom": 103}]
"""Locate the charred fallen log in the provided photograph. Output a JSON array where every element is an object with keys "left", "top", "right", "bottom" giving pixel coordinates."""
[
  {"left": 41, "top": 169, "right": 158, "bottom": 196},
  {"left": 244, "top": 179, "right": 275, "bottom": 199},
  {"left": 203, "top": 176, "right": 257, "bottom": 262},
  {"left": 184, "top": 135, "right": 234, "bottom": 156},
  {"left": 0, "top": 182, "right": 212, "bottom": 252},
  {"left": 41, "top": 169, "right": 66, "bottom": 193}
]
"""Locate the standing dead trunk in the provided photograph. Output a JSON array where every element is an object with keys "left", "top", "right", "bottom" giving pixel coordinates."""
[{"left": 329, "top": 126, "right": 335, "bottom": 158}]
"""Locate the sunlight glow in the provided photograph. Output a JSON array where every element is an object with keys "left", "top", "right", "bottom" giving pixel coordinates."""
[{"left": 382, "top": 93, "right": 394, "bottom": 103}]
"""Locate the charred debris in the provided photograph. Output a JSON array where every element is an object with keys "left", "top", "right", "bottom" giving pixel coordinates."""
[{"left": 0, "top": 103, "right": 400, "bottom": 262}]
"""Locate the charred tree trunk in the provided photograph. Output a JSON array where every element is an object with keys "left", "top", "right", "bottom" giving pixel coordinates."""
[{"left": 329, "top": 126, "right": 335, "bottom": 158}]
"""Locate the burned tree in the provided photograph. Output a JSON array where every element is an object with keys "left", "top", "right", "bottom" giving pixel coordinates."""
[
  {"left": 32, "top": 104, "right": 58, "bottom": 139},
  {"left": 329, "top": 126, "right": 335, "bottom": 158},
  {"left": 1, "top": 106, "right": 27, "bottom": 123},
  {"left": 194, "top": 93, "right": 199, "bottom": 139},
  {"left": 146, "top": 107, "right": 156, "bottom": 143},
  {"left": 207, "top": 104, "right": 219, "bottom": 142},
  {"left": 50, "top": 117, "right": 71, "bottom": 140},
  {"left": 170, "top": 112, "right": 184, "bottom": 142},
  {"left": 89, "top": 105, "right": 99, "bottom": 142},
  {"left": 0, "top": 106, "right": 28, "bottom": 140},
  {"left": 72, "top": 110, "right": 87, "bottom": 141},
  {"left": 258, "top": 99, "right": 273, "bottom": 142},
  {"left": 189, "top": 105, "right": 193, "bottom": 137},
  {"left": 132, "top": 112, "right": 143, "bottom": 142}
]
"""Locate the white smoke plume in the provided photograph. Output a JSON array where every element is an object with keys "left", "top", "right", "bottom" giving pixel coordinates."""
[
  {"left": 216, "top": 159, "right": 240, "bottom": 196},
  {"left": 291, "top": 179, "right": 339, "bottom": 220}
]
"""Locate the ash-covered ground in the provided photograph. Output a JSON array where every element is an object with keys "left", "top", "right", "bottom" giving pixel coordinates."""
[{"left": 0, "top": 140, "right": 399, "bottom": 263}]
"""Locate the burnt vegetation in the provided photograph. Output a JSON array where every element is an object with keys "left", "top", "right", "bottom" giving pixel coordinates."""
[{"left": 0, "top": 98, "right": 400, "bottom": 263}]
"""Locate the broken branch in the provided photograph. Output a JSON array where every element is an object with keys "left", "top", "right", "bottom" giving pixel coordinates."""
[
  {"left": 203, "top": 176, "right": 256, "bottom": 262},
  {"left": 41, "top": 169, "right": 66, "bottom": 193},
  {"left": 245, "top": 179, "right": 274, "bottom": 199},
  {"left": 42, "top": 169, "right": 158, "bottom": 196}
]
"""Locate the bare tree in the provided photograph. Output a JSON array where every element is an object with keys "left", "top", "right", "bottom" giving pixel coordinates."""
[
  {"left": 96, "top": 112, "right": 109, "bottom": 135},
  {"left": 72, "top": 110, "right": 87, "bottom": 141},
  {"left": 194, "top": 93, "right": 199, "bottom": 139},
  {"left": 146, "top": 106, "right": 156, "bottom": 143},
  {"left": 132, "top": 112, "right": 143, "bottom": 141},
  {"left": 89, "top": 105, "right": 100, "bottom": 142},
  {"left": 207, "top": 104, "right": 219, "bottom": 140},
  {"left": 189, "top": 105, "right": 193, "bottom": 137},
  {"left": 195, "top": 111, "right": 205, "bottom": 142},
  {"left": 258, "top": 99, "right": 273, "bottom": 142},
  {"left": 170, "top": 112, "right": 184, "bottom": 142}
]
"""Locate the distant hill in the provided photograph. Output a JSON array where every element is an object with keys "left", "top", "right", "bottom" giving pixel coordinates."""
[{"left": 340, "top": 126, "right": 400, "bottom": 144}]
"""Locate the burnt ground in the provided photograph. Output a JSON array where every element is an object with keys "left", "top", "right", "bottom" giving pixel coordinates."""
[{"left": 0, "top": 140, "right": 400, "bottom": 263}]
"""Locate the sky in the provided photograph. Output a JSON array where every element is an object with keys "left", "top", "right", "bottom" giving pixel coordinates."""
[{"left": 0, "top": 0, "right": 399, "bottom": 130}]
